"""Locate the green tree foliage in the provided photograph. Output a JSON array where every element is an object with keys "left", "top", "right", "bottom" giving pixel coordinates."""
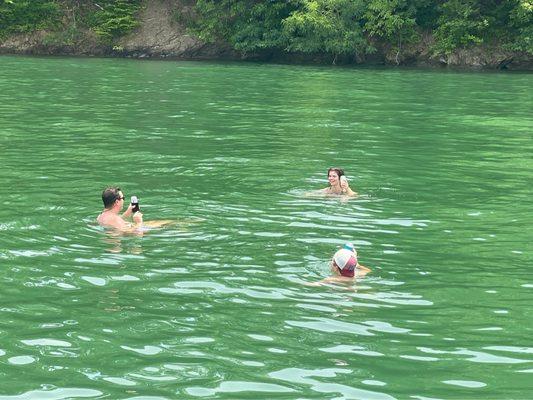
[
  {"left": 509, "top": 0, "right": 533, "bottom": 52},
  {"left": 0, "top": 0, "right": 531, "bottom": 57},
  {"left": 0, "top": 0, "right": 142, "bottom": 42},
  {"left": 282, "top": 0, "right": 368, "bottom": 57},
  {"left": 363, "top": 0, "right": 418, "bottom": 62},
  {"left": 191, "top": 0, "right": 293, "bottom": 51},
  {"left": 432, "top": 0, "right": 488, "bottom": 54},
  {"left": 363, "top": 0, "right": 417, "bottom": 41},
  {"left": 0, "top": 0, "right": 60, "bottom": 38},
  {"left": 189, "top": 0, "right": 533, "bottom": 58},
  {"left": 85, "top": 0, "right": 142, "bottom": 41}
]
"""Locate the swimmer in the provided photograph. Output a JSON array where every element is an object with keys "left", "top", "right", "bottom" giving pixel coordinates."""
[
  {"left": 97, "top": 186, "right": 143, "bottom": 231},
  {"left": 97, "top": 187, "right": 178, "bottom": 233},
  {"left": 307, "top": 243, "right": 371, "bottom": 286},
  {"left": 322, "top": 168, "right": 357, "bottom": 196}
]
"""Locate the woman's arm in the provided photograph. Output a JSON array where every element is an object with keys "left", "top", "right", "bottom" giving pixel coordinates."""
[
  {"left": 304, "top": 276, "right": 355, "bottom": 286},
  {"left": 344, "top": 187, "right": 357, "bottom": 196},
  {"left": 341, "top": 180, "right": 357, "bottom": 196}
]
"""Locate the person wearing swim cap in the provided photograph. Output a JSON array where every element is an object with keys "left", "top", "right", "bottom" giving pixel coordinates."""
[
  {"left": 306, "top": 242, "right": 370, "bottom": 286},
  {"left": 331, "top": 243, "right": 370, "bottom": 279}
]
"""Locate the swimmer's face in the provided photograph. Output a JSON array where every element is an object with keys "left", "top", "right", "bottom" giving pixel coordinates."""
[
  {"left": 328, "top": 170, "right": 340, "bottom": 186},
  {"left": 117, "top": 191, "right": 125, "bottom": 210},
  {"left": 330, "top": 260, "right": 341, "bottom": 276}
]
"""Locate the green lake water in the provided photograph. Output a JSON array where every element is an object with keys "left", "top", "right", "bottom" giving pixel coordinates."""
[{"left": 0, "top": 55, "right": 532, "bottom": 399}]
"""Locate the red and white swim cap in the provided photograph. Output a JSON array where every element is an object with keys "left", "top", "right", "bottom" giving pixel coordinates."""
[{"left": 333, "top": 248, "right": 357, "bottom": 277}]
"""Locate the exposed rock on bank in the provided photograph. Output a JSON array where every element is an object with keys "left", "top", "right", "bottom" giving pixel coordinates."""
[
  {"left": 114, "top": 0, "right": 236, "bottom": 59},
  {"left": 0, "top": 0, "right": 235, "bottom": 59}
]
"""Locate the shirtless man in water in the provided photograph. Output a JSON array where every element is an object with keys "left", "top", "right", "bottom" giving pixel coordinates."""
[{"left": 97, "top": 186, "right": 143, "bottom": 231}]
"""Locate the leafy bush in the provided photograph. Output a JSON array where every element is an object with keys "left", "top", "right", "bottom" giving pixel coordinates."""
[
  {"left": 0, "top": 0, "right": 61, "bottom": 38},
  {"left": 363, "top": 0, "right": 417, "bottom": 41},
  {"left": 42, "top": 24, "right": 84, "bottom": 47},
  {"left": 508, "top": 0, "right": 533, "bottom": 53},
  {"left": 1, "top": 0, "right": 531, "bottom": 57},
  {"left": 189, "top": 0, "right": 533, "bottom": 57},
  {"left": 282, "top": 0, "right": 369, "bottom": 56},
  {"left": 0, "top": 0, "right": 142, "bottom": 42},
  {"left": 85, "top": 0, "right": 142, "bottom": 41},
  {"left": 191, "top": 0, "right": 292, "bottom": 52},
  {"left": 432, "top": 0, "right": 489, "bottom": 54}
]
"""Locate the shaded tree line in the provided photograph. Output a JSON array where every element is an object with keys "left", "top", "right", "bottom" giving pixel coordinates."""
[
  {"left": 0, "top": 0, "right": 141, "bottom": 41},
  {"left": 1, "top": 0, "right": 531, "bottom": 60},
  {"left": 184, "top": 0, "right": 532, "bottom": 60}
]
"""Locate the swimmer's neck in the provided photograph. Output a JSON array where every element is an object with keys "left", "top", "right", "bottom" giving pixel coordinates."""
[{"left": 329, "top": 183, "right": 342, "bottom": 192}]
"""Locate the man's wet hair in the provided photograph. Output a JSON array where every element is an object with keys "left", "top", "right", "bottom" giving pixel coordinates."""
[{"left": 102, "top": 187, "right": 122, "bottom": 209}]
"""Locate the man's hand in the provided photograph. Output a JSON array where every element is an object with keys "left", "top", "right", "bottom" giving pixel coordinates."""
[
  {"left": 133, "top": 211, "right": 143, "bottom": 225},
  {"left": 122, "top": 203, "right": 133, "bottom": 218}
]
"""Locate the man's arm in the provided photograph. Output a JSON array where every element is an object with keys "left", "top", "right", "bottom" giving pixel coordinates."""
[
  {"left": 132, "top": 211, "right": 143, "bottom": 225},
  {"left": 122, "top": 203, "right": 133, "bottom": 218},
  {"left": 115, "top": 212, "right": 143, "bottom": 233}
]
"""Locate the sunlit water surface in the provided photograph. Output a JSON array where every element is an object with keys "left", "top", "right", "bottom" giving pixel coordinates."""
[{"left": 0, "top": 56, "right": 532, "bottom": 399}]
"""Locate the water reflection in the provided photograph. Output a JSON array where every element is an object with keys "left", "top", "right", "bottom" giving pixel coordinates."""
[{"left": 99, "top": 230, "right": 143, "bottom": 255}]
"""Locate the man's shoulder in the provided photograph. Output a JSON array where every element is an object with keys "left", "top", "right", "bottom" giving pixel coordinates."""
[
  {"left": 96, "top": 212, "right": 106, "bottom": 225},
  {"left": 97, "top": 212, "right": 127, "bottom": 229}
]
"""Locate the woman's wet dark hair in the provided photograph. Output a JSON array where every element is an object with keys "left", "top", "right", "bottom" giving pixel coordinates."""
[{"left": 327, "top": 168, "right": 345, "bottom": 180}]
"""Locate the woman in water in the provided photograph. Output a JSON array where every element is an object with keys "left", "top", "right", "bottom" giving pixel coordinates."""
[{"left": 322, "top": 168, "right": 357, "bottom": 196}]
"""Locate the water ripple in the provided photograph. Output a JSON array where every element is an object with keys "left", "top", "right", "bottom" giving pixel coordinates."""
[{"left": 1, "top": 56, "right": 531, "bottom": 399}]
